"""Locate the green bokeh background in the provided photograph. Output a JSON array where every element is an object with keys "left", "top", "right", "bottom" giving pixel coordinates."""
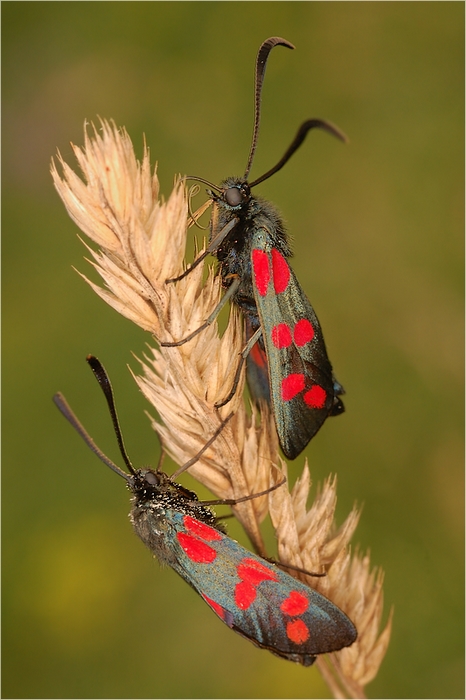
[{"left": 2, "top": 3, "right": 464, "bottom": 698}]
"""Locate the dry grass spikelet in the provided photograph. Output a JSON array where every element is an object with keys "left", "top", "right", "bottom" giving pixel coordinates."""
[
  {"left": 269, "top": 465, "right": 393, "bottom": 697},
  {"left": 52, "top": 119, "right": 391, "bottom": 697}
]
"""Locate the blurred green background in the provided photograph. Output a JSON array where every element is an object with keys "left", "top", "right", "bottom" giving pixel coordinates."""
[{"left": 2, "top": 3, "right": 464, "bottom": 698}]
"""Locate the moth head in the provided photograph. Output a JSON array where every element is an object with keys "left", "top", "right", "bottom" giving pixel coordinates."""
[{"left": 223, "top": 182, "right": 251, "bottom": 208}]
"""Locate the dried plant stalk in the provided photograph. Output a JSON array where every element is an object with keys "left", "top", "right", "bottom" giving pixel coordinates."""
[
  {"left": 269, "top": 465, "right": 393, "bottom": 697},
  {"left": 52, "top": 119, "right": 391, "bottom": 696}
]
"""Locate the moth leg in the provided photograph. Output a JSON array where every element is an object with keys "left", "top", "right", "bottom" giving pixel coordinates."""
[
  {"left": 198, "top": 474, "right": 286, "bottom": 507},
  {"left": 215, "top": 326, "right": 262, "bottom": 408},
  {"left": 171, "top": 411, "right": 234, "bottom": 478},
  {"left": 165, "top": 217, "right": 238, "bottom": 284},
  {"left": 261, "top": 557, "right": 326, "bottom": 578},
  {"left": 161, "top": 275, "right": 241, "bottom": 347}
]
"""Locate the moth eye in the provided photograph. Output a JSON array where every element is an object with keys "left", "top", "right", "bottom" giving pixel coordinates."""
[
  {"left": 225, "top": 187, "right": 243, "bottom": 207},
  {"left": 143, "top": 470, "right": 159, "bottom": 486}
]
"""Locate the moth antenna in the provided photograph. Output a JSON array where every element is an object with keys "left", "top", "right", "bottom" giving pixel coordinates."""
[
  {"left": 243, "top": 37, "right": 295, "bottom": 180},
  {"left": 249, "top": 118, "right": 348, "bottom": 189},
  {"left": 171, "top": 412, "right": 234, "bottom": 479},
  {"left": 188, "top": 184, "right": 209, "bottom": 230},
  {"left": 86, "top": 355, "right": 137, "bottom": 476},
  {"left": 53, "top": 392, "right": 132, "bottom": 482},
  {"left": 185, "top": 175, "right": 222, "bottom": 193}
]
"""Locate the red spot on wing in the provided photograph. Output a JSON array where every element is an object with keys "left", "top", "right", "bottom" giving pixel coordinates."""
[
  {"left": 235, "top": 558, "right": 278, "bottom": 610},
  {"left": 286, "top": 619, "right": 310, "bottom": 644},
  {"left": 280, "top": 590, "right": 309, "bottom": 616},
  {"left": 271, "top": 249, "right": 290, "bottom": 294},
  {"left": 252, "top": 249, "right": 270, "bottom": 296},
  {"left": 304, "top": 385, "right": 327, "bottom": 409},
  {"left": 183, "top": 515, "right": 222, "bottom": 542},
  {"left": 235, "top": 580, "right": 257, "bottom": 610},
  {"left": 271, "top": 323, "right": 292, "bottom": 348},
  {"left": 177, "top": 532, "right": 217, "bottom": 563},
  {"left": 293, "top": 319, "right": 314, "bottom": 346},
  {"left": 202, "top": 594, "right": 226, "bottom": 620},
  {"left": 281, "top": 373, "right": 305, "bottom": 401},
  {"left": 237, "top": 558, "right": 278, "bottom": 585}
]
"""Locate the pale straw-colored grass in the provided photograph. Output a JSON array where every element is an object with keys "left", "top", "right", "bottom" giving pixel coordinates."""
[{"left": 52, "top": 119, "right": 391, "bottom": 698}]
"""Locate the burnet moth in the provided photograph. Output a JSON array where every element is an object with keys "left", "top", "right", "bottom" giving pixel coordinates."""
[
  {"left": 53, "top": 356, "right": 357, "bottom": 666},
  {"left": 163, "top": 37, "right": 346, "bottom": 460}
]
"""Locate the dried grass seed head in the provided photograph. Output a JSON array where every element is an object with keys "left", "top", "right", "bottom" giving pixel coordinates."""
[{"left": 52, "top": 119, "right": 392, "bottom": 695}]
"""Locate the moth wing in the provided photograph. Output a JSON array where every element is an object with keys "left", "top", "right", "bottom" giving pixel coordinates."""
[
  {"left": 250, "top": 229, "right": 343, "bottom": 459},
  {"left": 245, "top": 316, "right": 271, "bottom": 402},
  {"left": 170, "top": 512, "right": 356, "bottom": 665}
]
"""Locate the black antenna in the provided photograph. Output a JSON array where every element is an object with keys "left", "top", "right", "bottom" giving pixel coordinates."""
[
  {"left": 249, "top": 118, "right": 347, "bottom": 189},
  {"left": 53, "top": 357, "right": 232, "bottom": 487},
  {"left": 243, "top": 37, "right": 295, "bottom": 180},
  {"left": 53, "top": 392, "right": 132, "bottom": 483},
  {"left": 85, "top": 355, "right": 136, "bottom": 476},
  {"left": 53, "top": 356, "right": 137, "bottom": 482},
  {"left": 184, "top": 175, "right": 222, "bottom": 192}
]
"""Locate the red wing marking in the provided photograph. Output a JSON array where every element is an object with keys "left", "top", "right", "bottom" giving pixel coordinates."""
[
  {"left": 177, "top": 532, "right": 217, "bottom": 563},
  {"left": 271, "top": 249, "right": 290, "bottom": 294},
  {"left": 183, "top": 515, "right": 222, "bottom": 542},
  {"left": 237, "top": 558, "right": 278, "bottom": 585},
  {"left": 281, "top": 375, "right": 327, "bottom": 408},
  {"left": 293, "top": 319, "right": 314, "bottom": 346},
  {"left": 252, "top": 249, "right": 270, "bottom": 296},
  {"left": 303, "top": 385, "right": 327, "bottom": 409},
  {"left": 234, "top": 558, "right": 279, "bottom": 610},
  {"left": 202, "top": 594, "right": 235, "bottom": 628},
  {"left": 280, "top": 590, "right": 309, "bottom": 616},
  {"left": 286, "top": 619, "right": 310, "bottom": 644},
  {"left": 250, "top": 341, "right": 268, "bottom": 368},
  {"left": 202, "top": 594, "right": 226, "bottom": 620},
  {"left": 235, "top": 581, "right": 257, "bottom": 610},
  {"left": 271, "top": 323, "right": 293, "bottom": 349},
  {"left": 281, "top": 373, "right": 306, "bottom": 401}
]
